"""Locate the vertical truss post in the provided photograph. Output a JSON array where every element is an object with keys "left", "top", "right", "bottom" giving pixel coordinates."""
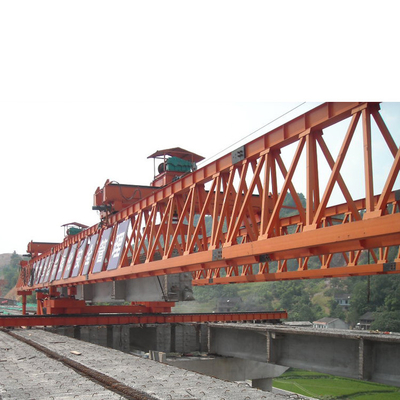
[
  {"left": 362, "top": 105, "right": 374, "bottom": 214},
  {"left": 260, "top": 150, "right": 271, "bottom": 237},
  {"left": 306, "top": 129, "right": 320, "bottom": 227}
]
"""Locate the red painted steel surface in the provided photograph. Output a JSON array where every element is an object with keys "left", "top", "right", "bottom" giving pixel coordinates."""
[{"left": 0, "top": 311, "right": 287, "bottom": 327}]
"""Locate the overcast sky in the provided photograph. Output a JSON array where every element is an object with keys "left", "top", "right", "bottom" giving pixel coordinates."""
[{"left": 0, "top": 1, "right": 399, "bottom": 255}]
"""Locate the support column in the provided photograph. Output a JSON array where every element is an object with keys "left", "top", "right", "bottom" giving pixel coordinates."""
[
  {"left": 112, "top": 325, "right": 131, "bottom": 352},
  {"left": 130, "top": 324, "right": 172, "bottom": 352},
  {"left": 252, "top": 378, "right": 273, "bottom": 392},
  {"left": 21, "top": 294, "right": 27, "bottom": 315},
  {"left": 359, "top": 338, "right": 373, "bottom": 381},
  {"left": 79, "top": 326, "right": 109, "bottom": 347},
  {"left": 17, "top": 290, "right": 32, "bottom": 315},
  {"left": 173, "top": 323, "right": 198, "bottom": 353},
  {"left": 362, "top": 106, "right": 374, "bottom": 214}
]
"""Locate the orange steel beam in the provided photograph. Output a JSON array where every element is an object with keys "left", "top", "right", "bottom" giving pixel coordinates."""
[
  {"left": 17, "top": 102, "right": 400, "bottom": 293},
  {"left": 0, "top": 311, "right": 287, "bottom": 328},
  {"left": 26, "top": 241, "right": 59, "bottom": 258}
]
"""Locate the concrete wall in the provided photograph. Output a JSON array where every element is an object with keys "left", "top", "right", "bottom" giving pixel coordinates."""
[
  {"left": 48, "top": 323, "right": 206, "bottom": 354},
  {"left": 166, "top": 357, "right": 288, "bottom": 381},
  {"left": 364, "top": 339, "right": 400, "bottom": 386},
  {"left": 209, "top": 324, "right": 400, "bottom": 387},
  {"left": 130, "top": 324, "right": 171, "bottom": 352},
  {"left": 273, "top": 332, "right": 359, "bottom": 378}
]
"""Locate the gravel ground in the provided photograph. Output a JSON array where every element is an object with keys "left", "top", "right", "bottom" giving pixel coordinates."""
[{"left": 1, "top": 328, "right": 315, "bottom": 400}]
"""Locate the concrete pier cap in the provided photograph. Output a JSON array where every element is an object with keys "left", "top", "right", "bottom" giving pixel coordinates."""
[{"left": 165, "top": 356, "right": 288, "bottom": 391}]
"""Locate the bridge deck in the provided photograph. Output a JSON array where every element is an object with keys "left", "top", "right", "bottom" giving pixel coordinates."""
[
  {"left": 0, "top": 328, "right": 308, "bottom": 400},
  {"left": 209, "top": 323, "right": 400, "bottom": 387}
]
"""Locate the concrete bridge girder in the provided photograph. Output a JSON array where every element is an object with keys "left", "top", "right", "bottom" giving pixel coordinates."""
[
  {"left": 166, "top": 357, "right": 289, "bottom": 392},
  {"left": 74, "top": 272, "right": 193, "bottom": 303},
  {"left": 47, "top": 323, "right": 289, "bottom": 392},
  {"left": 209, "top": 324, "right": 400, "bottom": 388},
  {"left": 47, "top": 322, "right": 400, "bottom": 390}
]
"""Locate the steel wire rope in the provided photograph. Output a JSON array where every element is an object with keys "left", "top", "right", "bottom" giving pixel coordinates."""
[
  {"left": 197, "top": 102, "right": 307, "bottom": 167},
  {"left": 109, "top": 181, "right": 142, "bottom": 202}
]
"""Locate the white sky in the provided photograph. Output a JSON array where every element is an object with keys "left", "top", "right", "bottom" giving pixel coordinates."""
[{"left": 0, "top": 1, "right": 399, "bottom": 254}]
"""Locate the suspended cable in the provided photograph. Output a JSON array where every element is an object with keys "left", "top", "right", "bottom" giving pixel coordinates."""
[{"left": 198, "top": 102, "right": 307, "bottom": 166}]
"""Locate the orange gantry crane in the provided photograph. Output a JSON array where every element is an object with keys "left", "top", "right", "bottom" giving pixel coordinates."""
[{"left": 14, "top": 102, "right": 400, "bottom": 323}]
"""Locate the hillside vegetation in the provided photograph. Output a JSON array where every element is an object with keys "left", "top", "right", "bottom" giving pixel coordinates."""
[
  {"left": 0, "top": 253, "right": 13, "bottom": 269},
  {"left": 176, "top": 273, "right": 400, "bottom": 332},
  {"left": 0, "top": 252, "right": 22, "bottom": 298}
]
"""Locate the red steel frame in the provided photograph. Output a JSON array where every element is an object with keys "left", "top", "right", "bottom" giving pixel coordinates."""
[
  {"left": 15, "top": 102, "right": 400, "bottom": 318},
  {"left": 0, "top": 311, "right": 287, "bottom": 328}
]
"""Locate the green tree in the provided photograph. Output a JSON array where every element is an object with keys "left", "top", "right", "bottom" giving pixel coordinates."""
[
  {"left": 347, "top": 279, "right": 369, "bottom": 324},
  {"left": 193, "top": 285, "right": 223, "bottom": 303},
  {"left": 371, "top": 310, "right": 400, "bottom": 333},
  {"left": 385, "top": 287, "right": 400, "bottom": 311},
  {"left": 328, "top": 299, "right": 346, "bottom": 320},
  {"left": 2, "top": 251, "right": 22, "bottom": 293}
]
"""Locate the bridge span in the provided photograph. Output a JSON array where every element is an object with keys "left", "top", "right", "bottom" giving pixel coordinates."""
[
  {"left": 207, "top": 322, "right": 400, "bottom": 389},
  {"left": 43, "top": 321, "right": 400, "bottom": 391},
  {"left": 1, "top": 327, "right": 318, "bottom": 400}
]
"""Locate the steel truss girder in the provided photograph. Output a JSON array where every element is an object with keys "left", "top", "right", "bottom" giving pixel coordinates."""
[{"left": 18, "top": 102, "right": 400, "bottom": 292}]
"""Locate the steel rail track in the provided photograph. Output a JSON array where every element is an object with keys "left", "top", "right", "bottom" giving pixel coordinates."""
[
  {"left": 0, "top": 310, "right": 287, "bottom": 327},
  {"left": 1, "top": 328, "right": 157, "bottom": 400}
]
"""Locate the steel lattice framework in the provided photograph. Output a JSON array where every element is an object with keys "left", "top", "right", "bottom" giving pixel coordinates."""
[{"left": 18, "top": 102, "right": 400, "bottom": 297}]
